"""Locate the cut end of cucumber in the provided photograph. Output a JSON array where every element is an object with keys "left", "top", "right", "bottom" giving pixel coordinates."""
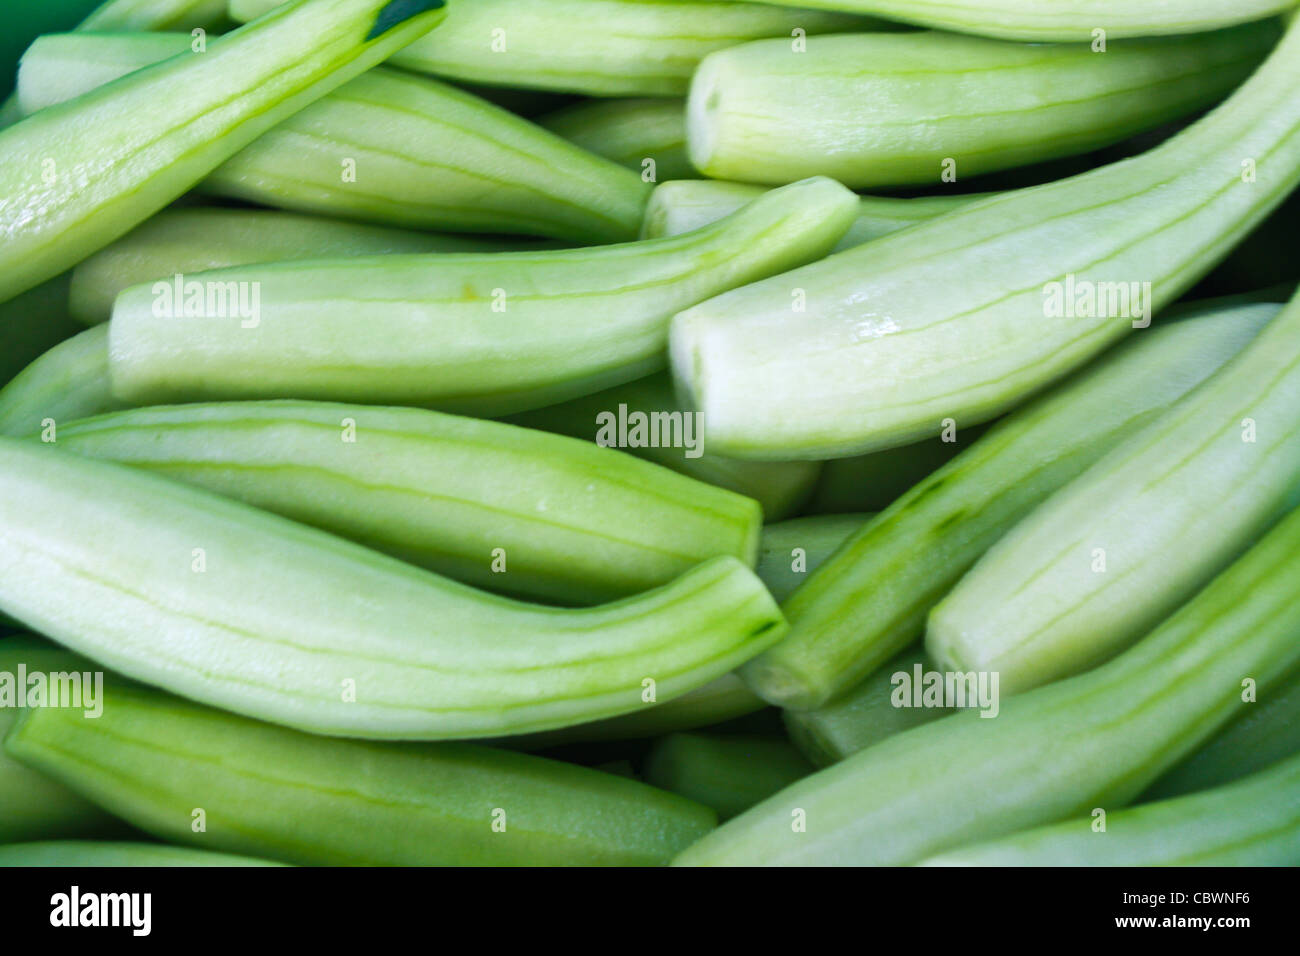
[{"left": 685, "top": 53, "right": 725, "bottom": 177}]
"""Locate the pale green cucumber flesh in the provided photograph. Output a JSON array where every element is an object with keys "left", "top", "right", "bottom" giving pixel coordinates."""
[
  {"left": 50, "top": 400, "right": 762, "bottom": 606},
  {"left": 107, "top": 177, "right": 859, "bottom": 415},
  {"left": 5, "top": 678, "right": 718, "bottom": 866},
  {"left": 1142, "top": 665, "right": 1300, "bottom": 802},
  {"left": 502, "top": 371, "right": 821, "bottom": 521},
  {"left": 231, "top": 0, "right": 882, "bottom": 96},
  {"left": 68, "top": 207, "right": 522, "bottom": 325},
  {"left": 762, "top": 0, "right": 1293, "bottom": 42},
  {"left": 0, "top": 437, "right": 786, "bottom": 739},
  {"left": 0, "top": 0, "right": 448, "bottom": 302},
  {"left": 675, "top": 506, "right": 1300, "bottom": 866},
  {"left": 687, "top": 27, "right": 1275, "bottom": 187},
  {"left": 928, "top": 294, "right": 1300, "bottom": 693},
  {"left": 743, "top": 302, "right": 1279, "bottom": 709},
  {"left": 920, "top": 751, "right": 1300, "bottom": 866},
  {"left": 670, "top": 19, "right": 1300, "bottom": 459},
  {"left": 17, "top": 33, "right": 650, "bottom": 243}
]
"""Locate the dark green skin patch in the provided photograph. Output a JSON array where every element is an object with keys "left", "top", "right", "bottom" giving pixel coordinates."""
[{"left": 367, "top": 0, "right": 446, "bottom": 40}]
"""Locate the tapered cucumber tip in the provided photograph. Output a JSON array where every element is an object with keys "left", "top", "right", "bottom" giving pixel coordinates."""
[{"left": 366, "top": 0, "right": 446, "bottom": 41}]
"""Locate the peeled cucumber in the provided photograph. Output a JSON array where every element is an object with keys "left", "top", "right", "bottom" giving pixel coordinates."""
[{"left": 929, "top": 291, "right": 1300, "bottom": 694}]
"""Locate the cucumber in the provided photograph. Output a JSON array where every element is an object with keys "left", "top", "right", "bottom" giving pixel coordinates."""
[
  {"left": 4, "top": 678, "right": 717, "bottom": 865},
  {"left": 763, "top": 0, "right": 1293, "bottom": 42},
  {"left": 687, "top": 27, "right": 1276, "bottom": 187},
  {"left": 669, "top": 18, "right": 1300, "bottom": 459},
  {"left": 0, "top": 437, "right": 786, "bottom": 739},
  {"left": 0, "top": 635, "right": 127, "bottom": 844},
  {"left": 230, "top": 0, "right": 881, "bottom": 96},
  {"left": 503, "top": 372, "right": 821, "bottom": 521},
  {"left": 1143, "top": 667, "right": 1300, "bottom": 802},
  {"left": 641, "top": 179, "right": 980, "bottom": 250},
  {"left": 643, "top": 734, "right": 813, "bottom": 821},
  {"left": 783, "top": 646, "right": 951, "bottom": 767},
  {"left": 16, "top": 33, "right": 650, "bottom": 243},
  {"left": 920, "top": 752, "right": 1300, "bottom": 866},
  {"left": 0, "top": 326, "right": 124, "bottom": 437},
  {"left": 68, "top": 207, "right": 522, "bottom": 326},
  {"left": 539, "top": 98, "right": 694, "bottom": 182},
  {"left": 675, "top": 504, "right": 1300, "bottom": 866},
  {"left": 743, "top": 300, "right": 1279, "bottom": 710},
  {"left": 0, "top": 841, "right": 284, "bottom": 867},
  {"left": 754, "top": 514, "right": 867, "bottom": 604},
  {"left": 107, "top": 177, "right": 859, "bottom": 416},
  {"left": 46, "top": 400, "right": 762, "bottom": 606},
  {"left": 929, "top": 292, "right": 1300, "bottom": 693},
  {"left": 497, "top": 518, "right": 860, "bottom": 748},
  {"left": 0, "top": 0, "right": 449, "bottom": 302}
]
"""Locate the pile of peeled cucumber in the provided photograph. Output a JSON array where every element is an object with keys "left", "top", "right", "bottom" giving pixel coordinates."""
[{"left": 0, "top": 0, "right": 1298, "bottom": 868}]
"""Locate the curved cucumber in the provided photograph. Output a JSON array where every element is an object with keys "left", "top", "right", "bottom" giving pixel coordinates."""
[
  {"left": 48, "top": 400, "right": 761, "bottom": 606},
  {"left": 929, "top": 293, "right": 1300, "bottom": 693},
  {"left": 68, "top": 207, "right": 520, "bottom": 326},
  {"left": 539, "top": 98, "right": 693, "bottom": 182},
  {"left": 5, "top": 679, "right": 717, "bottom": 865},
  {"left": 0, "top": 0, "right": 448, "bottom": 302},
  {"left": 231, "top": 0, "right": 880, "bottom": 96},
  {"left": 643, "top": 733, "right": 813, "bottom": 821},
  {"left": 0, "top": 635, "right": 127, "bottom": 844},
  {"left": 1143, "top": 666, "right": 1300, "bottom": 802},
  {"left": 107, "top": 177, "right": 859, "bottom": 416},
  {"left": 17, "top": 32, "right": 649, "bottom": 243},
  {"left": 503, "top": 372, "right": 821, "bottom": 521},
  {"left": 0, "top": 326, "right": 123, "bottom": 437},
  {"left": 743, "top": 301, "right": 1279, "bottom": 710},
  {"left": 762, "top": 0, "right": 1293, "bottom": 42},
  {"left": 497, "top": 517, "right": 859, "bottom": 748},
  {"left": 0, "top": 841, "right": 283, "bottom": 867},
  {"left": 921, "top": 752, "right": 1300, "bottom": 866},
  {"left": 641, "top": 178, "right": 979, "bottom": 250},
  {"left": 80, "top": 0, "right": 230, "bottom": 31},
  {"left": 676, "top": 505, "right": 1300, "bottom": 866},
  {"left": 783, "top": 646, "right": 950, "bottom": 767},
  {"left": 754, "top": 514, "right": 867, "bottom": 605},
  {"left": 0, "top": 437, "right": 786, "bottom": 739},
  {"left": 688, "top": 27, "right": 1275, "bottom": 187},
  {"left": 669, "top": 18, "right": 1300, "bottom": 459}
]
